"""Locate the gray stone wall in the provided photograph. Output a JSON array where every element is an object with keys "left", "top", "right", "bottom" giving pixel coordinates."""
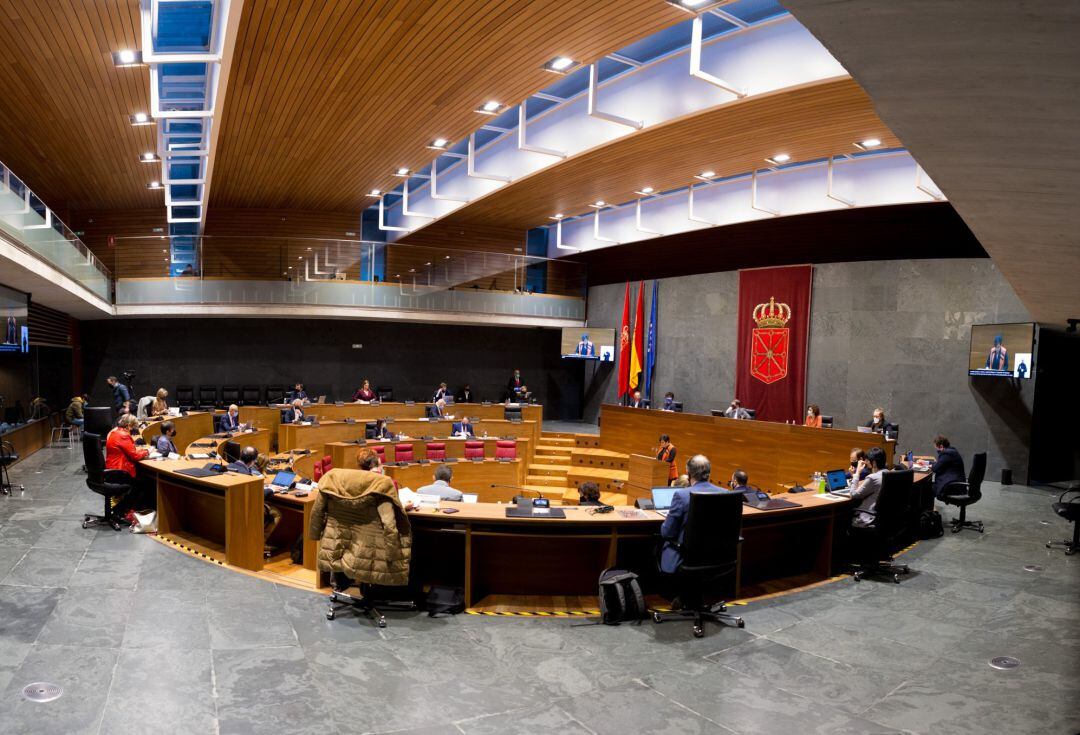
[{"left": 585, "top": 259, "right": 1035, "bottom": 480}]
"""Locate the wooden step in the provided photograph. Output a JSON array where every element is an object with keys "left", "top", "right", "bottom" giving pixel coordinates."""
[
  {"left": 525, "top": 474, "right": 569, "bottom": 487},
  {"left": 539, "top": 435, "right": 576, "bottom": 446},
  {"left": 536, "top": 444, "right": 574, "bottom": 455},
  {"left": 566, "top": 466, "right": 629, "bottom": 495},
  {"left": 575, "top": 435, "right": 601, "bottom": 448},
  {"left": 534, "top": 454, "right": 571, "bottom": 465},
  {"left": 528, "top": 463, "right": 570, "bottom": 477},
  {"left": 572, "top": 447, "right": 629, "bottom": 471}
]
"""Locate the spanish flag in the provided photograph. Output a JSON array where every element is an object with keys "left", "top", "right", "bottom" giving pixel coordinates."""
[{"left": 629, "top": 280, "right": 645, "bottom": 390}]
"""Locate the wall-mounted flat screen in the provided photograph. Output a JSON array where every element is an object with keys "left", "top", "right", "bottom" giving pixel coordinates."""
[
  {"left": 969, "top": 322, "right": 1034, "bottom": 378},
  {"left": 0, "top": 283, "right": 29, "bottom": 354},
  {"left": 561, "top": 327, "right": 615, "bottom": 361}
]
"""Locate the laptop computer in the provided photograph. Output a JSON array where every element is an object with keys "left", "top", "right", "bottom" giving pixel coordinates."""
[
  {"left": 651, "top": 486, "right": 677, "bottom": 517},
  {"left": 825, "top": 469, "right": 850, "bottom": 493},
  {"left": 743, "top": 490, "right": 801, "bottom": 510},
  {"left": 856, "top": 425, "right": 872, "bottom": 433},
  {"left": 268, "top": 471, "right": 296, "bottom": 492},
  {"left": 316, "top": 395, "right": 327, "bottom": 404}
]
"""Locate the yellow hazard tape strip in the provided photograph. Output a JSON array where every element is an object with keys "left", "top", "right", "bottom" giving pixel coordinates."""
[{"left": 158, "top": 535, "right": 225, "bottom": 565}]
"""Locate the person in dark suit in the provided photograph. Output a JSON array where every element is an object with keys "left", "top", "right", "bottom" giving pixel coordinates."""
[
  {"left": 506, "top": 369, "right": 523, "bottom": 399},
  {"left": 455, "top": 384, "right": 474, "bottom": 403},
  {"left": 432, "top": 383, "right": 448, "bottom": 402},
  {"left": 221, "top": 404, "right": 241, "bottom": 432},
  {"left": 287, "top": 383, "right": 308, "bottom": 402},
  {"left": 107, "top": 376, "right": 132, "bottom": 414},
  {"left": 451, "top": 416, "right": 475, "bottom": 437},
  {"left": 628, "top": 390, "right": 646, "bottom": 408},
  {"left": 372, "top": 418, "right": 393, "bottom": 440},
  {"left": 930, "top": 435, "right": 966, "bottom": 499},
  {"left": 284, "top": 399, "right": 305, "bottom": 424},
  {"left": 154, "top": 421, "right": 178, "bottom": 456},
  {"left": 728, "top": 469, "right": 753, "bottom": 494},
  {"left": 227, "top": 446, "right": 261, "bottom": 476},
  {"left": 865, "top": 408, "right": 889, "bottom": 433},
  {"left": 661, "top": 392, "right": 677, "bottom": 411},
  {"left": 659, "top": 455, "right": 735, "bottom": 573}
]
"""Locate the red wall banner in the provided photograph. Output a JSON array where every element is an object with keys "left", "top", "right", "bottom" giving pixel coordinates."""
[{"left": 735, "top": 265, "right": 813, "bottom": 423}]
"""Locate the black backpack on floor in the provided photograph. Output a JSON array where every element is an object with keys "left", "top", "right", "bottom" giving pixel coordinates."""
[
  {"left": 598, "top": 568, "right": 645, "bottom": 625},
  {"left": 919, "top": 509, "right": 944, "bottom": 539}
]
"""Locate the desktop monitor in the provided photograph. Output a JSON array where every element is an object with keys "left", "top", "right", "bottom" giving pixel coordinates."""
[
  {"left": 968, "top": 322, "right": 1034, "bottom": 378},
  {"left": 650, "top": 486, "right": 677, "bottom": 511}
]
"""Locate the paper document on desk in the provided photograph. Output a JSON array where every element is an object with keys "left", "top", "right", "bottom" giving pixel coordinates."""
[
  {"left": 617, "top": 509, "right": 650, "bottom": 520},
  {"left": 820, "top": 493, "right": 849, "bottom": 501},
  {"left": 189, "top": 452, "right": 210, "bottom": 460},
  {"left": 398, "top": 487, "right": 419, "bottom": 507}
]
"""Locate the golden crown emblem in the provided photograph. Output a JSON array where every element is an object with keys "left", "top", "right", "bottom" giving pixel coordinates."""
[{"left": 753, "top": 296, "right": 791, "bottom": 328}]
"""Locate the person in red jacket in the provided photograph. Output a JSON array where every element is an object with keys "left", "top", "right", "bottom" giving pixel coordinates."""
[{"left": 106, "top": 414, "right": 149, "bottom": 478}]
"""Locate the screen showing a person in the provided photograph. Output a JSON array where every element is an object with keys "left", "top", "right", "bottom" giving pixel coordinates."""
[
  {"left": 968, "top": 323, "right": 1034, "bottom": 378},
  {"left": 560, "top": 327, "right": 616, "bottom": 361},
  {"left": 0, "top": 283, "right": 29, "bottom": 354}
]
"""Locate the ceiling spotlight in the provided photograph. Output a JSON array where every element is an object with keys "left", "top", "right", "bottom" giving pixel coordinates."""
[
  {"left": 366, "top": 189, "right": 381, "bottom": 197},
  {"left": 694, "top": 170, "right": 716, "bottom": 181},
  {"left": 427, "top": 138, "right": 450, "bottom": 150},
  {"left": 140, "top": 152, "right": 159, "bottom": 163},
  {"left": 394, "top": 167, "right": 410, "bottom": 176},
  {"left": 475, "top": 100, "right": 505, "bottom": 115},
  {"left": 766, "top": 153, "right": 791, "bottom": 165},
  {"left": 549, "top": 213, "right": 564, "bottom": 220},
  {"left": 129, "top": 112, "right": 152, "bottom": 126},
  {"left": 543, "top": 56, "right": 580, "bottom": 74},
  {"left": 112, "top": 49, "right": 143, "bottom": 66},
  {"left": 589, "top": 200, "right": 606, "bottom": 208},
  {"left": 664, "top": 0, "right": 727, "bottom": 13},
  {"left": 146, "top": 181, "right": 162, "bottom": 189},
  {"left": 855, "top": 138, "right": 882, "bottom": 151},
  {"left": 635, "top": 186, "right": 654, "bottom": 195}
]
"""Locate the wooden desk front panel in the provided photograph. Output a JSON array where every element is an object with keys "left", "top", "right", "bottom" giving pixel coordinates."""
[
  {"left": 383, "top": 460, "right": 522, "bottom": 498},
  {"left": 305, "top": 402, "right": 540, "bottom": 423},
  {"left": 600, "top": 406, "right": 889, "bottom": 493},
  {"left": 2, "top": 416, "right": 53, "bottom": 467},
  {"left": 280, "top": 419, "right": 537, "bottom": 455},
  {"left": 238, "top": 406, "right": 282, "bottom": 448},
  {"left": 327, "top": 437, "right": 530, "bottom": 469},
  {"left": 185, "top": 429, "right": 271, "bottom": 458},
  {"left": 140, "top": 413, "right": 214, "bottom": 456}
]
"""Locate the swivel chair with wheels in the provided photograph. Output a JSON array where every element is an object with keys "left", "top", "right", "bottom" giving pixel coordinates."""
[
  {"left": 81, "top": 432, "right": 133, "bottom": 531},
  {"left": 1, "top": 439, "right": 23, "bottom": 495},
  {"left": 1046, "top": 485, "right": 1080, "bottom": 555},
  {"left": 651, "top": 490, "right": 745, "bottom": 637},
  {"left": 940, "top": 452, "right": 985, "bottom": 533},
  {"left": 175, "top": 386, "right": 195, "bottom": 411},
  {"left": 849, "top": 469, "right": 914, "bottom": 583}
]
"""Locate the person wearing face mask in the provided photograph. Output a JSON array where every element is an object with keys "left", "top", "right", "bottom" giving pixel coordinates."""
[
  {"left": 506, "top": 369, "right": 524, "bottom": 400},
  {"left": 846, "top": 448, "right": 870, "bottom": 482},
  {"left": 661, "top": 392, "right": 677, "bottom": 411},
  {"left": 221, "top": 403, "right": 241, "bottom": 432},
  {"left": 864, "top": 408, "right": 890, "bottom": 434},
  {"left": 804, "top": 404, "right": 822, "bottom": 428}
]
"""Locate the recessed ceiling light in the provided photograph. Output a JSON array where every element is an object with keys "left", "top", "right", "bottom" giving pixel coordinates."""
[
  {"left": 427, "top": 138, "right": 450, "bottom": 150},
  {"left": 855, "top": 138, "right": 882, "bottom": 151},
  {"left": 549, "top": 213, "right": 564, "bottom": 220},
  {"left": 589, "top": 200, "right": 606, "bottom": 208},
  {"left": 129, "top": 112, "right": 152, "bottom": 125},
  {"left": 694, "top": 170, "right": 716, "bottom": 181},
  {"left": 475, "top": 100, "right": 505, "bottom": 115},
  {"left": 635, "top": 186, "right": 654, "bottom": 195},
  {"left": 664, "top": 0, "right": 727, "bottom": 12},
  {"left": 147, "top": 181, "right": 162, "bottom": 189},
  {"left": 366, "top": 189, "right": 381, "bottom": 197},
  {"left": 140, "top": 152, "right": 159, "bottom": 163},
  {"left": 543, "top": 56, "right": 580, "bottom": 74},
  {"left": 394, "top": 167, "right": 410, "bottom": 176},
  {"left": 112, "top": 49, "right": 142, "bottom": 66},
  {"left": 766, "top": 153, "right": 791, "bottom": 165}
]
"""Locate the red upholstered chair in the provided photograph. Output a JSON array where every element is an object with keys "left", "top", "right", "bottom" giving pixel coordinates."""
[
  {"left": 464, "top": 440, "right": 485, "bottom": 460},
  {"left": 313, "top": 458, "right": 327, "bottom": 481},
  {"left": 371, "top": 445, "right": 386, "bottom": 462},
  {"left": 394, "top": 443, "right": 414, "bottom": 463},
  {"left": 322, "top": 454, "right": 332, "bottom": 471},
  {"left": 426, "top": 442, "right": 447, "bottom": 461},
  {"left": 495, "top": 440, "right": 517, "bottom": 460}
]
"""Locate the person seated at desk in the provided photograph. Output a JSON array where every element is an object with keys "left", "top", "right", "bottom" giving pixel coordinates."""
[
  {"left": 656, "top": 434, "right": 677, "bottom": 484},
  {"left": 850, "top": 447, "right": 888, "bottom": 528},
  {"left": 284, "top": 399, "right": 306, "bottom": 424},
  {"left": 428, "top": 398, "right": 447, "bottom": 418},
  {"left": 864, "top": 407, "right": 890, "bottom": 434},
  {"left": 227, "top": 445, "right": 262, "bottom": 476},
  {"left": 352, "top": 379, "right": 376, "bottom": 402},
  {"left": 804, "top": 404, "right": 822, "bottom": 428},
  {"left": 155, "top": 421, "right": 178, "bottom": 456},
  {"left": 724, "top": 399, "right": 750, "bottom": 420},
  {"left": 846, "top": 448, "right": 870, "bottom": 482},
  {"left": 578, "top": 481, "right": 602, "bottom": 506},
  {"left": 307, "top": 465, "right": 413, "bottom": 594},
  {"left": 660, "top": 455, "right": 733, "bottom": 573},
  {"left": 930, "top": 434, "right": 966, "bottom": 499},
  {"left": 672, "top": 474, "right": 690, "bottom": 488},
  {"left": 287, "top": 383, "right": 308, "bottom": 402},
  {"left": 151, "top": 388, "right": 170, "bottom": 417},
  {"left": 64, "top": 395, "right": 86, "bottom": 427},
  {"left": 451, "top": 416, "right": 475, "bottom": 438},
  {"left": 221, "top": 404, "right": 241, "bottom": 432},
  {"left": 372, "top": 418, "right": 393, "bottom": 440},
  {"left": 416, "top": 464, "right": 463, "bottom": 501},
  {"left": 516, "top": 385, "right": 534, "bottom": 404},
  {"left": 729, "top": 469, "right": 753, "bottom": 494},
  {"left": 455, "top": 383, "right": 474, "bottom": 403},
  {"left": 661, "top": 392, "right": 677, "bottom": 411},
  {"left": 105, "top": 415, "right": 149, "bottom": 514},
  {"left": 432, "top": 382, "right": 449, "bottom": 402},
  {"left": 628, "top": 390, "right": 646, "bottom": 409}
]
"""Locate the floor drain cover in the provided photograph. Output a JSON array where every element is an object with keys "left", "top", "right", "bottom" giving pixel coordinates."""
[
  {"left": 21, "top": 682, "right": 63, "bottom": 702},
  {"left": 989, "top": 656, "right": 1021, "bottom": 670},
  {"left": 1023, "top": 564, "right": 1044, "bottom": 572}
]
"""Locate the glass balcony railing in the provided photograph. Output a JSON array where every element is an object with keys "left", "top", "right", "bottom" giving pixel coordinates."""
[
  {"left": 0, "top": 163, "right": 112, "bottom": 302},
  {"left": 111, "top": 236, "right": 586, "bottom": 321}
]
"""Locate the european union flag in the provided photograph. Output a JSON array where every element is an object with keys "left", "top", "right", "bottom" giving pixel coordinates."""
[{"left": 644, "top": 280, "right": 658, "bottom": 401}]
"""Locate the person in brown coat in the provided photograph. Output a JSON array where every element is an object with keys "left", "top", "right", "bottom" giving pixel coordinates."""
[{"left": 307, "top": 468, "right": 412, "bottom": 589}]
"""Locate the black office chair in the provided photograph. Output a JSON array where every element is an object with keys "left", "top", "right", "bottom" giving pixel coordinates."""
[
  {"left": 84, "top": 406, "right": 113, "bottom": 436},
  {"left": 1, "top": 440, "right": 23, "bottom": 495},
  {"left": 222, "top": 441, "right": 241, "bottom": 463},
  {"left": 175, "top": 385, "right": 195, "bottom": 410},
  {"left": 81, "top": 432, "right": 133, "bottom": 531},
  {"left": 1046, "top": 485, "right": 1080, "bottom": 555},
  {"left": 885, "top": 424, "right": 900, "bottom": 441},
  {"left": 940, "top": 452, "right": 985, "bottom": 533},
  {"left": 504, "top": 406, "right": 523, "bottom": 422},
  {"left": 821, "top": 415, "right": 834, "bottom": 428},
  {"left": 265, "top": 385, "right": 285, "bottom": 404},
  {"left": 745, "top": 408, "right": 757, "bottom": 420},
  {"left": 241, "top": 385, "right": 262, "bottom": 406},
  {"left": 849, "top": 469, "right": 913, "bottom": 583},
  {"left": 376, "top": 386, "right": 393, "bottom": 402},
  {"left": 652, "top": 491, "right": 745, "bottom": 637},
  {"left": 221, "top": 385, "right": 240, "bottom": 406},
  {"left": 198, "top": 385, "right": 219, "bottom": 409}
]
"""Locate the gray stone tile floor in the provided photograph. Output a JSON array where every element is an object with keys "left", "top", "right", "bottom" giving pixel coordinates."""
[{"left": 0, "top": 447, "right": 1077, "bottom": 734}]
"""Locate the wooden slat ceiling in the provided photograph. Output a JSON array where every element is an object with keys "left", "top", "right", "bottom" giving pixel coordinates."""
[
  {"left": 399, "top": 77, "right": 901, "bottom": 244},
  {"left": 0, "top": 0, "right": 158, "bottom": 210},
  {"left": 210, "top": 0, "right": 687, "bottom": 211}
]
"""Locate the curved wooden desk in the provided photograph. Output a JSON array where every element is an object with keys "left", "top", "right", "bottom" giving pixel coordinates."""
[
  {"left": 184, "top": 428, "right": 271, "bottom": 458},
  {"left": 138, "top": 412, "right": 214, "bottom": 454},
  {"left": 279, "top": 419, "right": 538, "bottom": 456}
]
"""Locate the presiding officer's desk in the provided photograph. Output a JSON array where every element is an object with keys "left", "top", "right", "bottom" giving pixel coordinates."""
[
  {"left": 325, "top": 437, "right": 531, "bottom": 482},
  {"left": 279, "top": 419, "right": 538, "bottom": 456},
  {"left": 285, "top": 401, "right": 542, "bottom": 425}
]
